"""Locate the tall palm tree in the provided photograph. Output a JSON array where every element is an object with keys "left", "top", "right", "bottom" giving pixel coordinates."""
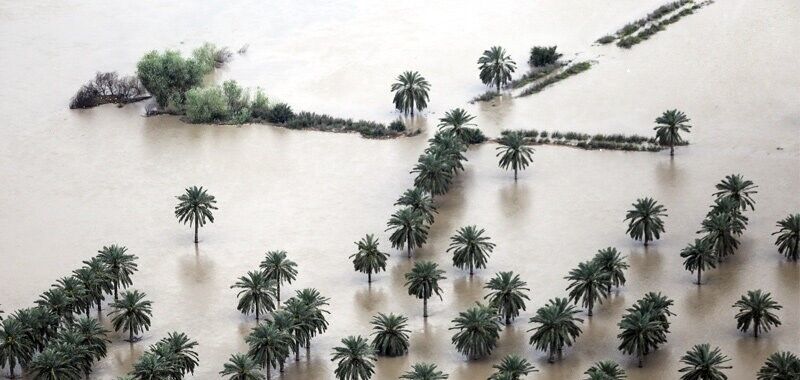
[
  {"left": 268, "top": 311, "right": 297, "bottom": 373},
  {"left": 74, "top": 316, "right": 111, "bottom": 362},
  {"left": 732, "top": 289, "right": 782, "bottom": 338},
  {"left": 757, "top": 351, "right": 800, "bottom": 380},
  {"left": 438, "top": 108, "right": 476, "bottom": 141},
  {"left": 400, "top": 363, "right": 449, "bottom": 380},
  {"left": 0, "top": 318, "right": 34, "bottom": 378},
  {"left": 277, "top": 301, "right": 312, "bottom": 362},
  {"left": 74, "top": 257, "right": 114, "bottom": 313},
  {"left": 412, "top": 154, "right": 453, "bottom": 197},
  {"left": 36, "top": 287, "right": 74, "bottom": 323},
  {"left": 395, "top": 187, "right": 437, "bottom": 225},
  {"left": 220, "top": 353, "right": 266, "bottom": 380},
  {"left": 174, "top": 185, "right": 218, "bottom": 243},
  {"left": 484, "top": 271, "right": 530, "bottom": 324},
  {"left": 528, "top": 297, "right": 584, "bottom": 363},
  {"left": 108, "top": 289, "right": 153, "bottom": 342},
  {"left": 448, "top": 225, "right": 495, "bottom": 276},
  {"left": 246, "top": 323, "right": 292, "bottom": 379},
  {"left": 496, "top": 131, "right": 534, "bottom": 181},
  {"left": 450, "top": 303, "right": 501, "bottom": 359},
  {"left": 331, "top": 336, "right": 376, "bottom": 380},
  {"left": 130, "top": 350, "right": 179, "bottom": 380},
  {"left": 592, "top": 247, "right": 629, "bottom": 292},
  {"left": 97, "top": 244, "right": 138, "bottom": 300},
  {"left": 681, "top": 238, "right": 717, "bottom": 285},
  {"left": 404, "top": 261, "right": 446, "bottom": 318},
  {"left": 617, "top": 308, "right": 666, "bottom": 368},
  {"left": 260, "top": 250, "right": 298, "bottom": 304},
  {"left": 478, "top": 46, "right": 517, "bottom": 92},
  {"left": 387, "top": 207, "right": 429, "bottom": 258},
  {"left": 490, "top": 354, "right": 537, "bottom": 380},
  {"left": 699, "top": 213, "right": 740, "bottom": 261},
  {"left": 370, "top": 313, "right": 409, "bottom": 357},
  {"left": 678, "top": 344, "right": 732, "bottom": 380},
  {"left": 391, "top": 71, "right": 430, "bottom": 116},
  {"left": 28, "top": 347, "right": 82, "bottom": 380},
  {"left": 624, "top": 197, "right": 668, "bottom": 246},
  {"left": 232, "top": 271, "right": 276, "bottom": 321},
  {"left": 566, "top": 260, "right": 611, "bottom": 316},
  {"left": 653, "top": 109, "right": 691, "bottom": 156},
  {"left": 773, "top": 214, "right": 800, "bottom": 261},
  {"left": 350, "top": 234, "right": 389, "bottom": 283},
  {"left": 584, "top": 360, "right": 626, "bottom": 380},
  {"left": 714, "top": 174, "right": 757, "bottom": 211},
  {"left": 293, "top": 288, "right": 330, "bottom": 353}
]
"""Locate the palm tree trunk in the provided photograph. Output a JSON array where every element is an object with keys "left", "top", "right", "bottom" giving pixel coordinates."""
[
  {"left": 295, "top": 342, "right": 300, "bottom": 361},
  {"left": 423, "top": 297, "right": 428, "bottom": 318},
  {"left": 638, "top": 353, "right": 643, "bottom": 367},
  {"left": 469, "top": 262, "right": 474, "bottom": 276},
  {"left": 514, "top": 167, "right": 518, "bottom": 181},
  {"left": 97, "top": 299, "right": 102, "bottom": 313},
  {"left": 114, "top": 282, "right": 119, "bottom": 300},
  {"left": 548, "top": 350, "right": 555, "bottom": 363},
  {"left": 557, "top": 348, "right": 562, "bottom": 360},
  {"left": 194, "top": 222, "right": 199, "bottom": 244},
  {"left": 266, "top": 358, "right": 271, "bottom": 379},
  {"left": 277, "top": 282, "right": 281, "bottom": 305},
  {"left": 255, "top": 299, "right": 260, "bottom": 321},
  {"left": 697, "top": 268, "right": 702, "bottom": 285},
  {"left": 588, "top": 303, "right": 593, "bottom": 316},
  {"left": 670, "top": 145, "right": 675, "bottom": 156},
  {"left": 754, "top": 323, "right": 759, "bottom": 338},
  {"left": 505, "top": 315, "right": 511, "bottom": 325},
  {"left": 129, "top": 328, "right": 133, "bottom": 343},
  {"left": 368, "top": 272, "right": 372, "bottom": 283},
  {"left": 279, "top": 359, "right": 284, "bottom": 373},
  {"left": 644, "top": 235, "right": 649, "bottom": 246}
]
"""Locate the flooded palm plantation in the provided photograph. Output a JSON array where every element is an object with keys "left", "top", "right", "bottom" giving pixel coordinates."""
[{"left": 1, "top": 0, "right": 798, "bottom": 379}]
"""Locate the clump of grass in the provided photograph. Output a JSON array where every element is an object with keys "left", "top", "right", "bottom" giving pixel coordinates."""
[
  {"left": 597, "top": 35, "right": 616, "bottom": 44},
  {"left": 509, "top": 63, "right": 566, "bottom": 89},
  {"left": 471, "top": 90, "right": 500, "bottom": 103},
  {"left": 518, "top": 61, "right": 593, "bottom": 97},
  {"left": 603, "top": 0, "right": 699, "bottom": 49}
]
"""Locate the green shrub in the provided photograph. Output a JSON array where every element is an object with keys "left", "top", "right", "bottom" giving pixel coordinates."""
[
  {"left": 250, "top": 89, "right": 270, "bottom": 119},
  {"left": 185, "top": 86, "right": 229, "bottom": 123},
  {"left": 267, "top": 103, "right": 295, "bottom": 123},
  {"left": 461, "top": 127, "right": 487, "bottom": 144},
  {"left": 137, "top": 50, "right": 204, "bottom": 108},
  {"left": 389, "top": 120, "right": 406, "bottom": 132},
  {"left": 222, "top": 80, "right": 250, "bottom": 114},
  {"left": 192, "top": 43, "right": 232, "bottom": 74},
  {"left": 529, "top": 46, "right": 562, "bottom": 67},
  {"left": 597, "top": 35, "right": 616, "bottom": 44},
  {"left": 472, "top": 90, "right": 499, "bottom": 103}
]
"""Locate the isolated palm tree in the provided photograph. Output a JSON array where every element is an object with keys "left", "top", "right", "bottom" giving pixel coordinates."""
[
  {"left": 400, "top": 362, "right": 449, "bottom": 380},
  {"left": 450, "top": 303, "right": 502, "bottom": 359},
  {"left": 246, "top": 323, "right": 292, "bottom": 379},
  {"left": 438, "top": 108, "right": 476, "bottom": 140},
  {"left": 331, "top": 336, "right": 376, "bottom": 380},
  {"left": 391, "top": 71, "right": 430, "bottom": 115},
  {"left": 617, "top": 308, "right": 666, "bottom": 368},
  {"left": 732, "top": 289, "right": 782, "bottom": 338},
  {"left": 654, "top": 109, "right": 691, "bottom": 156},
  {"left": 681, "top": 238, "right": 717, "bottom": 285},
  {"left": 404, "top": 261, "right": 446, "bottom": 318},
  {"left": 174, "top": 185, "right": 218, "bottom": 243},
  {"left": 395, "top": 187, "right": 437, "bottom": 225},
  {"left": 97, "top": 244, "right": 138, "bottom": 300},
  {"left": 490, "top": 354, "right": 537, "bottom": 380},
  {"left": 108, "top": 289, "right": 153, "bottom": 342},
  {"left": 484, "top": 271, "right": 530, "bottom": 324},
  {"left": 624, "top": 197, "right": 667, "bottom": 246},
  {"left": 528, "top": 297, "right": 584, "bottom": 363},
  {"left": 448, "top": 225, "right": 496, "bottom": 276},
  {"left": 0, "top": 317, "right": 34, "bottom": 378},
  {"left": 387, "top": 207, "right": 429, "bottom": 258},
  {"left": 220, "top": 353, "right": 266, "bottom": 380},
  {"left": 592, "top": 247, "right": 629, "bottom": 292},
  {"left": 584, "top": 360, "right": 626, "bottom": 380},
  {"left": 678, "top": 344, "right": 732, "bottom": 380},
  {"left": 260, "top": 250, "right": 298, "bottom": 304},
  {"left": 566, "top": 260, "right": 611, "bottom": 316},
  {"left": 28, "top": 347, "right": 82, "bottom": 380},
  {"left": 714, "top": 174, "right": 757, "bottom": 211},
  {"left": 478, "top": 46, "right": 517, "bottom": 92},
  {"left": 773, "top": 214, "right": 800, "bottom": 261},
  {"left": 370, "top": 313, "right": 409, "bottom": 357},
  {"left": 699, "top": 213, "right": 740, "bottom": 261},
  {"left": 350, "top": 234, "right": 389, "bottom": 283},
  {"left": 412, "top": 154, "right": 454, "bottom": 197},
  {"left": 757, "top": 351, "right": 800, "bottom": 380},
  {"left": 496, "top": 131, "right": 534, "bottom": 181},
  {"left": 232, "top": 271, "right": 277, "bottom": 321}
]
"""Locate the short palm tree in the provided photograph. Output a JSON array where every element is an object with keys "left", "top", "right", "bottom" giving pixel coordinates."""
[
  {"left": 757, "top": 351, "right": 800, "bottom": 380},
  {"left": 174, "top": 185, "right": 218, "bottom": 243},
  {"left": 246, "top": 323, "right": 292, "bottom": 379},
  {"left": 391, "top": 71, "right": 430, "bottom": 115},
  {"left": 395, "top": 187, "right": 437, "bottom": 225},
  {"left": 732, "top": 289, "right": 782, "bottom": 338},
  {"left": 617, "top": 308, "right": 666, "bottom": 368},
  {"left": 584, "top": 360, "right": 626, "bottom": 380},
  {"left": 77, "top": 257, "right": 114, "bottom": 313},
  {"left": 260, "top": 250, "right": 298, "bottom": 304},
  {"left": 450, "top": 303, "right": 502, "bottom": 359},
  {"left": 496, "top": 131, "right": 534, "bottom": 181},
  {"left": 632, "top": 292, "right": 676, "bottom": 334},
  {"left": 97, "top": 244, "right": 138, "bottom": 300},
  {"left": 0, "top": 317, "right": 34, "bottom": 378},
  {"left": 331, "top": 335, "right": 376, "bottom": 380},
  {"left": 438, "top": 108, "right": 476, "bottom": 141},
  {"left": 232, "top": 271, "right": 277, "bottom": 321},
  {"left": 28, "top": 347, "right": 82, "bottom": 380},
  {"left": 276, "top": 302, "right": 311, "bottom": 362},
  {"left": 528, "top": 297, "right": 584, "bottom": 363},
  {"left": 681, "top": 238, "right": 717, "bottom": 285},
  {"left": 220, "top": 353, "right": 265, "bottom": 380},
  {"left": 679, "top": 344, "right": 732, "bottom": 380},
  {"left": 269, "top": 311, "right": 298, "bottom": 373},
  {"left": 773, "top": 214, "right": 800, "bottom": 261},
  {"left": 566, "top": 260, "right": 611, "bottom": 316},
  {"left": 654, "top": 109, "right": 691, "bottom": 156},
  {"left": 369, "top": 313, "right": 409, "bottom": 357},
  {"left": 490, "top": 354, "right": 537, "bottom": 380},
  {"left": 592, "top": 247, "right": 629, "bottom": 292},
  {"left": 714, "top": 174, "right": 758, "bottom": 211},
  {"left": 350, "top": 234, "right": 389, "bottom": 283},
  {"left": 412, "top": 154, "right": 453, "bottom": 197},
  {"left": 387, "top": 207, "right": 429, "bottom": 258},
  {"left": 400, "top": 363, "right": 449, "bottom": 380},
  {"left": 478, "top": 46, "right": 516, "bottom": 92},
  {"left": 54, "top": 276, "right": 89, "bottom": 317},
  {"left": 624, "top": 197, "right": 667, "bottom": 246},
  {"left": 108, "top": 289, "right": 153, "bottom": 342},
  {"left": 448, "top": 225, "right": 496, "bottom": 276},
  {"left": 699, "top": 213, "right": 740, "bottom": 261},
  {"left": 484, "top": 271, "right": 530, "bottom": 324},
  {"left": 404, "top": 261, "right": 446, "bottom": 318},
  {"left": 427, "top": 132, "right": 468, "bottom": 175}
]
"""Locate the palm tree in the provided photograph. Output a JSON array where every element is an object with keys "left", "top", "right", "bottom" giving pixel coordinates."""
[
  {"left": 592, "top": 247, "right": 629, "bottom": 292},
  {"left": 395, "top": 187, "right": 437, "bottom": 225},
  {"left": 54, "top": 276, "right": 89, "bottom": 317},
  {"left": 74, "top": 316, "right": 111, "bottom": 362},
  {"left": 0, "top": 318, "right": 34, "bottom": 378},
  {"left": 154, "top": 331, "right": 200, "bottom": 376},
  {"left": 130, "top": 350, "right": 179, "bottom": 380},
  {"left": 484, "top": 271, "right": 530, "bottom": 324},
  {"left": 220, "top": 353, "right": 266, "bottom": 380},
  {"left": 478, "top": 46, "right": 516, "bottom": 92},
  {"left": 699, "top": 213, "right": 740, "bottom": 261},
  {"left": 246, "top": 323, "right": 292, "bottom": 379},
  {"left": 12, "top": 307, "right": 57, "bottom": 353},
  {"left": 680, "top": 238, "right": 717, "bottom": 285},
  {"left": 232, "top": 271, "right": 276, "bottom": 321},
  {"left": 36, "top": 287, "right": 74, "bottom": 323},
  {"left": 391, "top": 71, "right": 430, "bottom": 116},
  {"left": 387, "top": 207, "right": 429, "bottom": 258},
  {"left": 53, "top": 327, "right": 95, "bottom": 377},
  {"left": 28, "top": 347, "right": 82, "bottom": 380},
  {"left": 757, "top": 351, "right": 800, "bottom": 380},
  {"left": 350, "top": 234, "right": 389, "bottom": 283},
  {"left": 450, "top": 303, "right": 501, "bottom": 359},
  {"left": 653, "top": 109, "right": 691, "bottom": 156},
  {"left": 370, "top": 313, "right": 409, "bottom": 357},
  {"left": 438, "top": 108, "right": 476, "bottom": 140},
  {"left": 678, "top": 344, "right": 732, "bottom": 380},
  {"left": 97, "top": 244, "right": 138, "bottom": 300},
  {"left": 174, "top": 185, "right": 218, "bottom": 243},
  {"left": 412, "top": 154, "right": 453, "bottom": 197},
  {"left": 714, "top": 174, "right": 757, "bottom": 211},
  {"left": 528, "top": 297, "right": 584, "bottom": 363},
  {"left": 732, "top": 289, "right": 782, "bottom": 338},
  {"left": 617, "top": 308, "right": 666, "bottom": 368},
  {"left": 490, "top": 354, "right": 537, "bottom": 380},
  {"left": 584, "top": 360, "right": 626, "bottom": 380},
  {"left": 266, "top": 312, "right": 296, "bottom": 373},
  {"left": 404, "top": 261, "right": 446, "bottom": 318},
  {"left": 74, "top": 257, "right": 114, "bottom": 313},
  {"left": 108, "top": 289, "right": 153, "bottom": 342},
  {"left": 496, "top": 131, "right": 534, "bottom": 181},
  {"left": 293, "top": 288, "right": 330, "bottom": 353},
  {"left": 773, "top": 214, "right": 800, "bottom": 261},
  {"left": 448, "top": 225, "right": 495, "bottom": 276},
  {"left": 277, "top": 302, "right": 311, "bottom": 362},
  {"left": 331, "top": 336, "right": 376, "bottom": 380},
  {"left": 566, "top": 260, "right": 611, "bottom": 316},
  {"left": 427, "top": 132, "right": 468, "bottom": 175},
  {"left": 400, "top": 363, "right": 449, "bottom": 380},
  {"left": 260, "top": 250, "right": 298, "bottom": 304},
  {"left": 707, "top": 197, "right": 748, "bottom": 233},
  {"left": 632, "top": 292, "right": 676, "bottom": 335},
  {"left": 624, "top": 197, "right": 668, "bottom": 246}
]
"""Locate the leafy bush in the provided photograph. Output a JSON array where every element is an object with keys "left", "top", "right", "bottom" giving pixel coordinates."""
[
  {"left": 597, "top": 35, "right": 616, "bottom": 44},
  {"left": 192, "top": 43, "right": 232, "bottom": 74},
  {"left": 184, "top": 86, "right": 229, "bottom": 123},
  {"left": 250, "top": 89, "right": 270, "bottom": 119},
  {"left": 389, "top": 120, "right": 406, "bottom": 132},
  {"left": 266, "top": 103, "right": 295, "bottom": 123},
  {"left": 221, "top": 80, "right": 250, "bottom": 114},
  {"left": 529, "top": 46, "right": 562, "bottom": 67},
  {"left": 69, "top": 72, "right": 146, "bottom": 109},
  {"left": 471, "top": 90, "right": 499, "bottom": 103},
  {"left": 461, "top": 127, "right": 487, "bottom": 144},
  {"left": 136, "top": 50, "right": 204, "bottom": 108}
]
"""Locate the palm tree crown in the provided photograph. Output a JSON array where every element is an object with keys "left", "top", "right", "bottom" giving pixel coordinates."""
[
  {"left": 624, "top": 197, "right": 667, "bottom": 245},
  {"left": 108, "top": 289, "right": 152, "bottom": 342},
  {"left": 404, "top": 261, "right": 446, "bottom": 318},
  {"left": 496, "top": 131, "right": 534, "bottom": 180},
  {"left": 714, "top": 174, "right": 757, "bottom": 211},
  {"left": 330, "top": 335, "right": 376, "bottom": 380},
  {"left": 592, "top": 247, "right": 629, "bottom": 291},
  {"left": 260, "top": 250, "right": 298, "bottom": 304},
  {"left": 450, "top": 303, "right": 502, "bottom": 359},
  {"left": 679, "top": 344, "right": 732, "bottom": 380},
  {"left": 231, "top": 270, "right": 276, "bottom": 321},
  {"left": 370, "top": 313, "right": 410, "bottom": 357},
  {"left": 654, "top": 109, "right": 691, "bottom": 156},
  {"left": 391, "top": 71, "right": 430, "bottom": 115},
  {"left": 528, "top": 297, "right": 584, "bottom": 363},
  {"left": 617, "top": 293, "right": 675, "bottom": 367},
  {"left": 174, "top": 185, "right": 217, "bottom": 243},
  {"left": 773, "top": 214, "right": 800, "bottom": 261},
  {"left": 438, "top": 108, "right": 476, "bottom": 140},
  {"left": 565, "top": 260, "right": 611, "bottom": 316},
  {"left": 681, "top": 238, "right": 717, "bottom": 285},
  {"left": 220, "top": 352, "right": 265, "bottom": 380},
  {"left": 732, "top": 289, "right": 782, "bottom": 338},
  {"left": 699, "top": 212, "right": 740, "bottom": 261},
  {"left": 387, "top": 207, "right": 429, "bottom": 258},
  {"left": 395, "top": 187, "right": 437, "bottom": 225},
  {"left": 28, "top": 346, "right": 82, "bottom": 380},
  {"left": 400, "top": 362, "right": 449, "bottom": 380},
  {"left": 246, "top": 323, "right": 293, "bottom": 379},
  {"left": 757, "top": 351, "right": 800, "bottom": 380},
  {"left": 97, "top": 244, "right": 138, "bottom": 301},
  {"left": 0, "top": 317, "right": 35, "bottom": 378},
  {"left": 412, "top": 154, "right": 454, "bottom": 197},
  {"left": 484, "top": 271, "right": 530, "bottom": 324},
  {"left": 584, "top": 360, "right": 626, "bottom": 380},
  {"left": 448, "top": 225, "right": 496, "bottom": 276},
  {"left": 490, "top": 354, "right": 537, "bottom": 380},
  {"left": 350, "top": 234, "right": 389, "bottom": 283},
  {"left": 478, "top": 46, "right": 517, "bottom": 92}
]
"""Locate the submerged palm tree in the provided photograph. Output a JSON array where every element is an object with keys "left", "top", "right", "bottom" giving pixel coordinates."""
[
  {"left": 438, "top": 108, "right": 476, "bottom": 140},
  {"left": 699, "top": 213, "right": 740, "bottom": 261},
  {"left": 427, "top": 132, "right": 468, "bottom": 175},
  {"left": 108, "top": 289, "right": 153, "bottom": 342},
  {"left": 246, "top": 323, "right": 292, "bottom": 379},
  {"left": 231, "top": 271, "right": 276, "bottom": 321},
  {"left": 350, "top": 234, "right": 389, "bottom": 283},
  {"left": 680, "top": 238, "right": 717, "bottom": 285},
  {"left": 757, "top": 351, "right": 800, "bottom": 380},
  {"left": 0, "top": 317, "right": 34, "bottom": 378},
  {"left": 387, "top": 207, "right": 429, "bottom": 258},
  {"left": 566, "top": 260, "right": 611, "bottom": 316},
  {"left": 174, "top": 186, "right": 218, "bottom": 243},
  {"left": 331, "top": 336, "right": 376, "bottom": 380},
  {"left": 707, "top": 197, "right": 748, "bottom": 233},
  {"left": 679, "top": 344, "right": 732, "bottom": 380},
  {"left": 714, "top": 174, "right": 758, "bottom": 211},
  {"left": 484, "top": 271, "right": 530, "bottom": 324},
  {"left": 478, "top": 46, "right": 516, "bottom": 92},
  {"left": 448, "top": 225, "right": 496, "bottom": 276},
  {"left": 391, "top": 71, "right": 430, "bottom": 115},
  {"left": 400, "top": 362, "right": 449, "bottom": 380},
  {"left": 28, "top": 347, "right": 82, "bottom": 380},
  {"left": 773, "top": 214, "right": 800, "bottom": 261},
  {"left": 528, "top": 297, "right": 584, "bottom": 363},
  {"left": 76, "top": 257, "right": 114, "bottom": 313},
  {"left": 732, "top": 289, "right": 782, "bottom": 338},
  {"left": 496, "top": 131, "right": 534, "bottom": 181},
  {"left": 654, "top": 109, "right": 691, "bottom": 156},
  {"left": 97, "top": 244, "right": 138, "bottom": 300},
  {"left": 395, "top": 187, "right": 437, "bottom": 225},
  {"left": 624, "top": 197, "right": 668, "bottom": 246},
  {"left": 220, "top": 353, "right": 265, "bottom": 380},
  {"left": 154, "top": 331, "right": 200, "bottom": 377},
  {"left": 584, "top": 360, "right": 626, "bottom": 380},
  {"left": 404, "top": 261, "right": 446, "bottom": 318},
  {"left": 130, "top": 350, "right": 179, "bottom": 379},
  {"left": 370, "top": 313, "right": 410, "bottom": 357},
  {"left": 490, "top": 354, "right": 537, "bottom": 380},
  {"left": 617, "top": 308, "right": 666, "bottom": 368},
  {"left": 450, "top": 303, "right": 502, "bottom": 359},
  {"left": 74, "top": 316, "right": 111, "bottom": 362},
  {"left": 592, "top": 247, "right": 629, "bottom": 292},
  {"left": 260, "top": 250, "right": 298, "bottom": 304},
  {"left": 412, "top": 154, "right": 454, "bottom": 197}
]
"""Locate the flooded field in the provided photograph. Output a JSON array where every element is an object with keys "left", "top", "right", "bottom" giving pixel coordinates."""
[{"left": 0, "top": 0, "right": 798, "bottom": 379}]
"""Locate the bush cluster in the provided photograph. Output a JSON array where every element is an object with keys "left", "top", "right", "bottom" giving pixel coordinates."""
[
  {"left": 528, "top": 46, "right": 562, "bottom": 67},
  {"left": 192, "top": 42, "right": 233, "bottom": 74},
  {"left": 185, "top": 80, "right": 263, "bottom": 124},
  {"left": 500, "top": 129, "right": 671, "bottom": 152},
  {"left": 69, "top": 72, "right": 146, "bottom": 109},
  {"left": 136, "top": 50, "right": 205, "bottom": 109}
]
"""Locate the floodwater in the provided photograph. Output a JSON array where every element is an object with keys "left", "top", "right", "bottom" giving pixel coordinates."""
[{"left": 1, "top": 0, "right": 798, "bottom": 379}]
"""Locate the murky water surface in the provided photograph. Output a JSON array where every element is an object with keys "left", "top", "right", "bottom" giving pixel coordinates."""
[{"left": 1, "top": 0, "right": 798, "bottom": 379}]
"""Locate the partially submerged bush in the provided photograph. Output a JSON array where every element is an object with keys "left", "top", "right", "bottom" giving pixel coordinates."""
[
  {"left": 597, "top": 35, "right": 616, "bottom": 44},
  {"left": 471, "top": 90, "right": 499, "bottom": 103},
  {"left": 389, "top": 120, "right": 406, "bottom": 133},
  {"left": 461, "top": 127, "right": 487, "bottom": 144},
  {"left": 193, "top": 42, "right": 233, "bottom": 74},
  {"left": 285, "top": 112, "right": 398, "bottom": 138},
  {"left": 266, "top": 103, "right": 295, "bottom": 123},
  {"left": 69, "top": 72, "right": 146, "bottom": 109},
  {"left": 185, "top": 86, "right": 229, "bottom": 122},
  {"left": 529, "top": 46, "right": 562, "bottom": 67},
  {"left": 137, "top": 50, "right": 204, "bottom": 108},
  {"left": 518, "top": 61, "right": 593, "bottom": 97},
  {"left": 250, "top": 89, "right": 270, "bottom": 119}
]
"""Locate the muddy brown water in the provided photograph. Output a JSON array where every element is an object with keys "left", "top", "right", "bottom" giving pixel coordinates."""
[{"left": 0, "top": 0, "right": 798, "bottom": 379}]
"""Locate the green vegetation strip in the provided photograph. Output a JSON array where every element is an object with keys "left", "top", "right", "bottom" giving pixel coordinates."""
[
  {"left": 517, "top": 61, "right": 593, "bottom": 97},
  {"left": 596, "top": 0, "right": 694, "bottom": 45},
  {"left": 498, "top": 129, "right": 687, "bottom": 152},
  {"left": 617, "top": 1, "right": 712, "bottom": 49}
]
